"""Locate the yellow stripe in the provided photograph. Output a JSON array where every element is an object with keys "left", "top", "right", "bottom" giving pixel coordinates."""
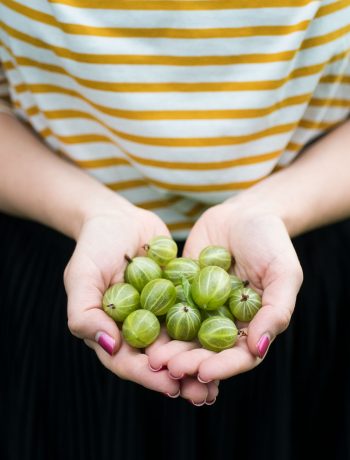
[
  {"left": 13, "top": 98, "right": 342, "bottom": 169},
  {"left": 184, "top": 202, "right": 208, "bottom": 217},
  {"left": 73, "top": 157, "right": 130, "bottom": 168},
  {"left": 310, "top": 97, "right": 350, "bottom": 107},
  {"left": 146, "top": 176, "right": 265, "bottom": 192},
  {"left": 2, "top": 60, "right": 14, "bottom": 70},
  {"left": 134, "top": 150, "right": 283, "bottom": 170},
  {"left": 5, "top": 18, "right": 350, "bottom": 67},
  {"left": 137, "top": 196, "right": 181, "bottom": 210},
  {"left": 4, "top": 34, "right": 349, "bottom": 92},
  {"left": 43, "top": 116, "right": 339, "bottom": 155},
  {"left": 26, "top": 105, "right": 40, "bottom": 116},
  {"left": 168, "top": 222, "right": 194, "bottom": 232},
  {"left": 106, "top": 179, "right": 147, "bottom": 191},
  {"left": 299, "top": 119, "right": 339, "bottom": 130},
  {"left": 47, "top": 0, "right": 314, "bottom": 10},
  {"left": 5, "top": 0, "right": 350, "bottom": 40},
  {"left": 9, "top": 100, "right": 290, "bottom": 170},
  {"left": 320, "top": 75, "right": 350, "bottom": 84},
  {"left": 36, "top": 121, "right": 297, "bottom": 147},
  {"left": 301, "top": 24, "right": 350, "bottom": 51},
  {"left": 316, "top": 0, "right": 350, "bottom": 18},
  {"left": 40, "top": 126, "right": 54, "bottom": 138},
  {"left": 65, "top": 150, "right": 283, "bottom": 170},
  {"left": 0, "top": 21, "right": 298, "bottom": 65},
  {"left": 2, "top": 0, "right": 312, "bottom": 39},
  {"left": 23, "top": 71, "right": 315, "bottom": 117},
  {"left": 286, "top": 141, "right": 302, "bottom": 151}
]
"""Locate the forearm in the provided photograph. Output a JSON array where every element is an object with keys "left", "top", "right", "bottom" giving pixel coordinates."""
[
  {"left": 0, "top": 113, "right": 131, "bottom": 239},
  {"left": 228, "top": 119, "right": 350, "bottom": 237}
]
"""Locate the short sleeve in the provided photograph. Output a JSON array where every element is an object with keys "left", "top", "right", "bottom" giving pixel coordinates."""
[{"left": 0, "top": 62, "right": 13, "bottom": 115}]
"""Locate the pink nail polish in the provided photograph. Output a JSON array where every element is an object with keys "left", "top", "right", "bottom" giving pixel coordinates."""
[
  {"left": 95, "top": 332, "right": 115, "bottom": 356},
  {"left": 257, "top": 334, "right": 270, "bottom": 359},
  {"left": 169, "top": 372, "right": 184, "bottom": 380}
]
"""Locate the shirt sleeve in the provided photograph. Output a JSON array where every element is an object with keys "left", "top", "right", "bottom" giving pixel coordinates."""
[{"left": 0, "top": 61, "right": 14, "bottom": 115}]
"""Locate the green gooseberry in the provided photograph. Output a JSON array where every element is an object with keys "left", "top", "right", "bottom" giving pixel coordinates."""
[
  {"left": 200, "top": 305, "right": 234, "bottom": 322},
  {"left": 144, "top": 235, "right": 178, "bottom": 266},
  {"left": 102, "top": 282, "right": 140, "bottom": 322},
  {"left": 229, "top": 287, "right": 262, "bottom": 322},
  {"left": 166, "top": 303, "right": 201, "bottom": 341},
  {"left": 175, "top": 284, "right": 187, "bottom": 303},
  {"left": 229, "top": 274, "right": 248, "bottom": 292},
  {"left": 140, "top": 278, "right": 176, "bottom": 316},
  {"left": 122, "top": 309, "right": 160, "bottom": 348},
  {"left": 198, "top": 317, "right": 238, "bottom": 352},
  {"left": 163, "top": 257, "right": 200, "bottom": 286},
  {"left": 124, "top": 256, "right": 162, "bottom": 292},
  {"left": 191, "top": 266, "right": 231, "bottom": 310},
  {"left": 199, "top": 245, "right": 232, "bottom": 271}
]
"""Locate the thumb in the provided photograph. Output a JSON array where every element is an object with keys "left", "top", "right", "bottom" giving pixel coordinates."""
[
  {"left": 65, "top": 270, "right": 122, "bottom": 356},
  {"left": 246, "top": 270, "right": 303, "bottom": 359},
  {"left": 182, "top": 221, "right": 211, "bottom": 259}
]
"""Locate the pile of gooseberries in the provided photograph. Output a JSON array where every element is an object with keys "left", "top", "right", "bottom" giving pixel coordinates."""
[{"left": 102, "top": 236, "right": 262, "bottom": 352}]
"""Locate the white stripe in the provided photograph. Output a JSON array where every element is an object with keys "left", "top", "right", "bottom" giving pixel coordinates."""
[
  {"left": 38, "top": 103, "right": 308, "bottom": 138},
  {"left": 18, "top": 0, "right": 322, "bottom": 28}
]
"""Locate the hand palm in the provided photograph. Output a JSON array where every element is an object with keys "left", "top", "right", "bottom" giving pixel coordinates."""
[
  {"left": 147, "top": 203, "right": 303, "bottom": 382},
  {"left": 65, "top": 207, "right": 218, "bottom": 402}
]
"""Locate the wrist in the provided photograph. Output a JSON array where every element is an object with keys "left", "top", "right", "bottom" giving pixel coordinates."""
[
  {"left": 223, "top": 187, "right": 296, "bottom": 236},
  {"left": 73, "top": 188, "right": 138, "bottom": 241}
]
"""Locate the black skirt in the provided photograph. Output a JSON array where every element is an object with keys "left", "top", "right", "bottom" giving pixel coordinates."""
[{"left": 1, "top": 212, "right": 349, "bottom": 460}]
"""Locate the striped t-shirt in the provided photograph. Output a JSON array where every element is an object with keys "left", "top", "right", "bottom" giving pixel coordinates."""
[{"left": 0, "top": 0, "right": 350, "bottom": 239}]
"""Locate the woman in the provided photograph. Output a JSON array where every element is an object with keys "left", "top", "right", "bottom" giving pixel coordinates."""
[{"left": 1, "top": 1, "right": 350, "bottom": 458}]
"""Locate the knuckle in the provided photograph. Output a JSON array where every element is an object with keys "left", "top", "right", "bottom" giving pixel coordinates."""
[
  {"left": 290, "top": 258, "right": 304, "bottom": 287},
  {"left": 67, "top": 314, "right": 85, "bottom": 338},
  {"left": 63, "top": 262, "right": 72, "bottom": 287},
  {"left": 277, "top": 307, "right": 292, "bottom": 332}
]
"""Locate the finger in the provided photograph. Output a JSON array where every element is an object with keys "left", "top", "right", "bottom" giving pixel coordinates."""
[
  {"left": 145, "top": 325, "right": 172, "bottom": 354},
  {"left": 65, "top": 267, "right": 122, "bottom": 356},
  {"left": 205, "top": 381, "right": 220, "bottom": 405},
  {"left": 144, "top": 326, "right": 172, "bottom": 371},
  {"left": 182, "top": 221, "right": 211, "bottom": 259},
  {"left": 146, "top": 338, "right": 199, "bottom": 375},
  {"left": 246, "top": 269, "right": 303, "bottom": 359},
  {"left": 86, "top": 339, "right": 180, "bottom": 396},
  {"left": 198, "top": 338, "right": 260, "bottom": 381},
  {"left": 180, "top": 376, "right": 209, "bottom": 406},
  {"left": 167, "top": 348, "right": 215, "bottom": 379}
]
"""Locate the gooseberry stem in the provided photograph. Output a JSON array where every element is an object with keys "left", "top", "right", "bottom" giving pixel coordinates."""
[
  {"left": 142, "top": 244, "right": 150, "bottom": 251},
  {"left": 238, "top": 329, "right": 248, "bottom": 337},
  {"left": 243, "top": 280, "right": 249, "bottom": 287},
  {"left": 124, "top": 254, "right": 132, "bottom": 263}
]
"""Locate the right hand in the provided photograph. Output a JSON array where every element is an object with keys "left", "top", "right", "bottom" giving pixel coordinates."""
[{"left": 64, "top": 202, "right": 218, "bottom": 404}]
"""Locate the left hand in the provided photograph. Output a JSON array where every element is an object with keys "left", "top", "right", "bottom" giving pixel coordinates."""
[{"left": 146, "top": 200, "right": 303, "bottom": 388}]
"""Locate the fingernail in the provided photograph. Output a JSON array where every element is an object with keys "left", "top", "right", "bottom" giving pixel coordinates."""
[
  {"left": 164, "top": 390, "right": 180, "bottom": 399},
  {"left": 149, "top": 363, "right": 163, "bottom": 372},
  {"left": 95, "top": 332, "right": 116, "bottom": 356},
  {"left": 205, "top": 398, "right": 217, "bottom": 406},
  {"left": 257, "top": 334, "right": 270, "bottom": 359},
  {"left": 214, "top": 380, "right": 220, "bottom": 387},
  {"left": 191, "top": 400, "right": 206, "bottom": 407},
  {"left": 169, "top": 372, "right": 184, "bottom": 380},
  {"left": 197, "top": 375, "right": 211, "bottom": 384}
]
